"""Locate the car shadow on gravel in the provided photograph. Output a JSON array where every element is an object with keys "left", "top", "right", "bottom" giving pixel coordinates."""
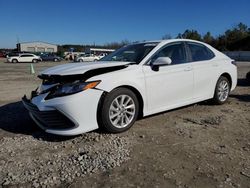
[
  {"left": 237, "top": 78, "right": 250, "bottom": 87},
  {"left": 0, "top": 101, "right": 77, "bottom": 142},
  {"left": 230, "top": 94, "right": 250, "bottom": 102}
]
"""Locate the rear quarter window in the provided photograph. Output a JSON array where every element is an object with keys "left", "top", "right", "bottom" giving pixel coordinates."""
[{"left": 187, "top": 42, "right": 215, "bottom": 62}]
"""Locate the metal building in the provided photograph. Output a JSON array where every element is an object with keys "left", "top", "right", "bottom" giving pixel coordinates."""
[{"left": 17, "top": 41, "right": 58, "bottom": 53}]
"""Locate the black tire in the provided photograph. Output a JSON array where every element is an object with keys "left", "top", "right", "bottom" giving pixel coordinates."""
[
  {"left": 212, "top": 76, "right": 231, "bottom": 105},
  {"left": 99, "top": 88, "right": 139, "bottom": 133},
  {"left": 32, "top": 59, "right": 38, "bottom": 63},
  {"left": 54, "top": 58, "right": 58, "bottom": 62},
  {"left": 79, "top": 59, "right": 83, "bottom": 62},
  {"left": 12, "top": 59, "right": 18, "bottom": 63}
]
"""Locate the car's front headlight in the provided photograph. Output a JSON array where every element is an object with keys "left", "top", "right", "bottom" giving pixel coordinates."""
[{"left": 46, "top": 80, "right": 101, "bottom": 99}]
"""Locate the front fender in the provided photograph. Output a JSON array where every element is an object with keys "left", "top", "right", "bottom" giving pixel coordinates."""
[{"left": 88, "top": 66, "right": 148, "bottom": 116}]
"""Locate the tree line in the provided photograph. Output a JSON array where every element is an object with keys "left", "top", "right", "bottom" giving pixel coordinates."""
[
  {"left": 163, "top": 22, "right": 250, "bottom": 51},
  {"left": 58, "top": 22, "right": 250, "bottom": 54}
]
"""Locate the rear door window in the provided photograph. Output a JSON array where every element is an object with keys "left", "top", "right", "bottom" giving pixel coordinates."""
[{"left": 187, "top": 42, "right": 215, "bottom": 62}]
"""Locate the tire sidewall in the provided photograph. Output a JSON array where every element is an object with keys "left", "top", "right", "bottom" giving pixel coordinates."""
[{"left": 100, "top": 88, "right": 139, "bottom": 133}]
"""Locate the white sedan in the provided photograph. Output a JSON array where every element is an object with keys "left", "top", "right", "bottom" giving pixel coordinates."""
[
  {"left": 22, "top": 39, "right": 237, "bottom": 136},
  {"left": 76, "top": 54, "right": 100, "bottom": 62},
  {"left": 7, "top": 53, "right": 42, "bottom": 63}
]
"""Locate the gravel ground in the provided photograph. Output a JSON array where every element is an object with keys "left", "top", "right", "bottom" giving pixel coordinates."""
[
  {"left": 0, "top": 59, "right": 250, "bottom": 187},
  {"left": 0, "top": 133, "right": 133, "bottom": 187}
]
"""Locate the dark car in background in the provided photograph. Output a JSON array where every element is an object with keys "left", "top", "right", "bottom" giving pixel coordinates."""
[
  {"left": 40, "top": 54, "right": 62, "bottom": 62},
  {"left": 0, "top": 51, "right": 7, "bottom": 58},
  {"left": 6, "top": 52, "right": 28, "bottom": 57}
]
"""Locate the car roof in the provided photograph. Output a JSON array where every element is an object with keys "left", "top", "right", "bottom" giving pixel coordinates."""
[
  {"left": 20, "top": 53, "right": 35, "bottom": 55},
  {"left": 134, "top": 39, "right": 209, "bottom": 46}
]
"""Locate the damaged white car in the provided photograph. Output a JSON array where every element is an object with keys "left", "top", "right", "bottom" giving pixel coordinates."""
[{"left": 22, "top": 39, "right": 237, "bottom": 136}]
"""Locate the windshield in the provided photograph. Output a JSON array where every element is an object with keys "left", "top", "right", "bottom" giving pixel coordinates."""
[{"left": 100, "top": 42, "right": 159, "bottom": 64}]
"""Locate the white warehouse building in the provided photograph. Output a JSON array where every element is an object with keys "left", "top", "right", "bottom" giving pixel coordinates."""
[{"left": 17, "top": 41, "right": 58, "bottom": 53}]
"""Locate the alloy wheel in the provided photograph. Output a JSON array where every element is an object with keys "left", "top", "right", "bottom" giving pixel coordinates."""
[
  {"left": 109, "top": 94, "right": 136, "bottom": 128},
  {"left": 218, "top": 80, "right": 229, "bottom": 102}
]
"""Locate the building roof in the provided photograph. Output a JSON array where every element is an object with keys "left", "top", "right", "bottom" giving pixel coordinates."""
[
  {"left": 17, "top": 41, "right": 58, "bottom": 46},
  {"left": 88, "top": 48, "right": 115, "bottom": 52}
]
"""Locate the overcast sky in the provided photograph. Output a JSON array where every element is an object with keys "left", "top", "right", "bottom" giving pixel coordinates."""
[{"left": 0, "top": 0, "right": 250, "bottom": 48}]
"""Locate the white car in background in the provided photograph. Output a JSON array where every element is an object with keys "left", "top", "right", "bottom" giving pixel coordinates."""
[
  {"left": 7, "top": 53, "right": 42, "bottom": 63},
  {"left": 76, "top": 54, "right": 100, "bottom": 62},
  {"left": 98, "top": 53, "right": 107, "bottom": 59},
  {"left": 22, "top": 39, "right": 237, "bottom": 136}
]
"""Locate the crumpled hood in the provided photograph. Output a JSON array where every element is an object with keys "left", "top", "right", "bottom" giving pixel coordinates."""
[{"left": 40, "top": 61, "right": 130, "bottom": 76}]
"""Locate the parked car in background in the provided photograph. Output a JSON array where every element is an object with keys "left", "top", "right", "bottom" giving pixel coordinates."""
[
  {"left": 98, "top": 53, "right": 107, "bottom": 59},
  {"left": 40, "top": 54, "right": 62, "bottom": 62},
  {"left": 23, "top": 39, "right": 237, "bottom": 136},
  {"left": 7, "top": 53, "right": 42, "bottom": 63},
  {"left": 76, "top": 54, "right": 100, "bottom": 62},
  {"left": 0, "top": 51, "right": 7, "bottom": 58}
]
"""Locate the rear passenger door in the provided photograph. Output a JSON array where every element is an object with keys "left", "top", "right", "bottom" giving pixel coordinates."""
[
  {"left": 27, "top": 55, "right": 35, "bottom": 62},
  {"left": 186, "top": 42, "right": 219, "bottom": 100}
]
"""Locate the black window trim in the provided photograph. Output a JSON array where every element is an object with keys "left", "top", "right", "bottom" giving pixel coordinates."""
[
  {"left": 20, "top": 54, "right": 34, "bottom": 57},
  {"left": 185, "top": 41, "right": 215, "bottom": 63},
  {"left": 144, "top": 41, "right": 189, "bottom": 66}
]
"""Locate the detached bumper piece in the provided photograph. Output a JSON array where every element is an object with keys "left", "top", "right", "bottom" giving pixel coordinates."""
[{"left": 22, "top": 96, "right": 76, "bottom": 130}]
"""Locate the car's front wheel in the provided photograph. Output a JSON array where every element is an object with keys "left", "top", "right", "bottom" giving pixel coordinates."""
[
  {"left": 54, "top": 58, "right": 58, "bottom": 62},
  {"left": 213, "top": 76, "right": 230, "bottom": 104},
  {"left": 100, "top": 88, "right": 139, "bottom": 133}
]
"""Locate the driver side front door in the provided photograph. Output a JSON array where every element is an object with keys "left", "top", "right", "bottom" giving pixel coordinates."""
[{"left": 143, "top": 42, "right": 194, "bottom": 115}]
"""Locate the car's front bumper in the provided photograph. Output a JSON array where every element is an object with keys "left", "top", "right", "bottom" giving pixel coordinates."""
[{"left": 22, "top": 89, "right": 104, "bottom": 136}]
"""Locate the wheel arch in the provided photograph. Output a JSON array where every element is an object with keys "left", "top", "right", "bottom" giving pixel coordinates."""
[
  {"left": 220, "top": 72, "right": 232, "bottom": 88},
  {"left": 97, "top": 85, "right": 144, "bottom": 121},
  {"left": 12, "top": 58, "right": 18, "bottom": 63},
  {"left": 118, "top": 85, "right": 144, "bottom": 119}
]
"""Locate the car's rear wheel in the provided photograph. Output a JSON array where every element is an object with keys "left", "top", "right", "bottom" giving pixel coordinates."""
[
  {"left": 12, "top": 59, "right": 18, "bottom": 63},
  {"left": 54, "top": 58, "right": 58, "bottom": 62},
  {"left": 32, "top": 59, "right": 38, "bottom": 63},
  {"left": 213, "top": 76, "right": 230, "bottom": 104},
  {"left": 100, "top": 88, "right": 139, "bottom": 133}
]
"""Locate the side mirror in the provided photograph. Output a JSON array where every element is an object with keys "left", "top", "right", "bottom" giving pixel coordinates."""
[
  {"left": 153, "top": 57, "right": 172, "bottom": 66},
  {"left": 151, "top": 57, "right": 172, "bottom": 71}
]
